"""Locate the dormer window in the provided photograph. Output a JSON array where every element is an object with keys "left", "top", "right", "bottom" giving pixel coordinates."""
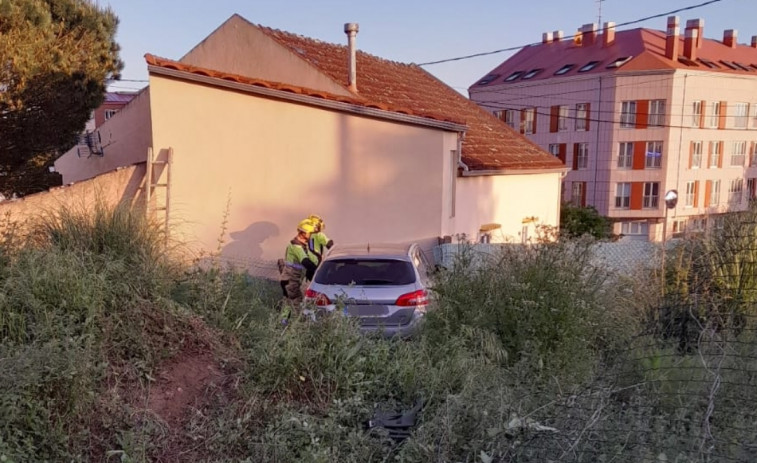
[
  {"left": 522, "top": 68, "right": 543, "bottom": 79},
  {"left": 554, "top": 64, "right": 575, "bottom": 75},
  {"left": 719, "top": 60, "right": 739, "bottom": 70},
  {"left": 606, "top": 56, "right": 632, "bottom": 68},
  {"left": 733, "top": 62, "right": 752, "bottom": 71},
  {"left": 697, "top": 58, "right": 719, "bottom": 68},
  {"left": 678, "top": 56, "right": 699, "bottom": 67},
  {"left": 578, "top": 61, "right": 600, "bottom": 72},
  {"left": 504, "top": 71, "right": 524, "bottom": 82},
  {"left": 477, "top": 74, "right": 500, "bottom": 85}
]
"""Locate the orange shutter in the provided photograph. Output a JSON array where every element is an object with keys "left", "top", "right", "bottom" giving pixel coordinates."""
[
  {"left": 572, "top": 143, "right": 579, "bottom": 170},
  {"left": 718, "top": 141, "right": 724, "bottom": 167},
  {"left": 700, "top": 100, "right": 707, "bottom": 128},
  {"left": 718, "top": 101, "right": 727, "bottom": 129},
  {"left": 558, "top": 143, "right": 567, "bottom": 164},
  {"left": 632, "top": 142, "right": 646, "bottom": 170},
  {"left": 704, "top": 180, "right": 712, "bottom": 207},
  {"left": 630, "top": 182, "right": 643, "bottom": 210},
  {"left": 693, "top": 181, "right": 700, "bottom": 207},
  {"left": 585, "top": 103, "right": 591, "bottom": 131},
  {"left": 751, "top": 142, "right": 756, "bottom": 167},
  {"left": 550, "top": 106, "right": 559, "bottom": 132},
  {"left": 707, "top": 141, "right": 712, "bottom": 167},
  {"left": 636, "top": 100, "right": 649, "bottom": 129},
  {"left": 688, "top": 141, "right": 694, "bottom": 169}
]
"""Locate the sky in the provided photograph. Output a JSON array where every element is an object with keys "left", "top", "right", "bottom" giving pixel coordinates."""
[{"left": 100, "top": 0, "right": 756, "bottom": 95}]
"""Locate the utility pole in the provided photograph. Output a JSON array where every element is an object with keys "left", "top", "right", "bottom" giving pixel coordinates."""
[{"left": 596, "top": 0, "right": 606, "bottom": 26}]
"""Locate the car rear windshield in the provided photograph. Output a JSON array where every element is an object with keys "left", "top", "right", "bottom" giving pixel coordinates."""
[{"left": 314, "top": 259, "right": 416, "bottom": 286}]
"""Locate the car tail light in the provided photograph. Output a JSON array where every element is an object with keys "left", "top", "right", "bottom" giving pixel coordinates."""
[
  {"left": 395, "top": 289, "right": 428, "bottom": 307},
  {"left": 305, "top": 288, "right": 331, "bottom": 306}
]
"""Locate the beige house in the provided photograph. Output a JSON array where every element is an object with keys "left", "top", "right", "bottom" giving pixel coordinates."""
[
  {"left": 470, "top": 16, "right": 757, "bottom": 241},
  {"left": 55, "top": 14, "right": 565, "bottom": 275}
]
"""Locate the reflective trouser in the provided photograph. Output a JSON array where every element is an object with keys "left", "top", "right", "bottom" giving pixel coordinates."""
[{"left": 280, "top": 265, "right": 304, "bottom": 319}]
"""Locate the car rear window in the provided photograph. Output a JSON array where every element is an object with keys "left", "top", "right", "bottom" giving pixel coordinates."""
[{"left": 314, "top": 259, "right": 416, "bottom": 285}]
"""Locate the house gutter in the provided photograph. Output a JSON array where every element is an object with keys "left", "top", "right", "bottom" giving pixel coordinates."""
[
  {"left": 148, "top": 65, "right": 468, "bottom": 133},
  {"left": 461, "top": 166, "right": 569, "bottom": 177}
]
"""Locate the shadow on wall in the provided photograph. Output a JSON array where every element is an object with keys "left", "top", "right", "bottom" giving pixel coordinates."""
[{"left": 222, "top": 220, "right": 280, "bottom": 262}]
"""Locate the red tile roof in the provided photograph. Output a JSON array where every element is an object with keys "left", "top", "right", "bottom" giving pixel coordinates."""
[
  {"left": 145, "top": 19, "right": 564, "bottom": 173},
  {"left": 473, "top": 28, "right": 757, "bottom": 87}
]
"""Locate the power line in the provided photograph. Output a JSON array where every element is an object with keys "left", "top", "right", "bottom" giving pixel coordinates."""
[{"left": 417, "top": 0, "right": 725, "bottom": 66}]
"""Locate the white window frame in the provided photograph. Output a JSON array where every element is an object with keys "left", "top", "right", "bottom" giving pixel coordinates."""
[
  {"left": 504, "top": 110, "right": 517, "bottom": 129},
  {"left": 691, "top": 141, "right": 702, "bottom": 168},
  {"left": 615, "top": 183, "right": 631, "bottom": 209},
  {"left": 104, "top": 109, "right": 117, "bottom": 120},
  {"left": 621, "top": 221, "right": 649, "bottom": 235},
  {"left": 729, "top": 178, "right": 744, "bottom": 204},
  {"left": 691, "top": 100, "right": 702, "bottom": 127},
  {"left": 711, "top": 180, "right": 721, "bottom": 205},
  {"left": 649, "top": 100, "right": 665, "bottom": 127},
  {"left": 734, "top": 103, "right": 749, "bottom": 129},
  {"left": 751, "top": 141, "right": 757, "bottom": 166},
  {"left": 572, "top": 182, "right": 585, "bottom": 206},
  {"left": 709, "top": 141, "right": 721, "bottom": 168},
  {"left": 558, "top": 105, "right": 569, "bottom": 131},
  {"left": 752, "top": 103, "right": 757, "bottom": 129},
  {"left": 618, "top": 142, "right": 633, "bottom": 169},
  {"left": 645, "top": 141, "right": 663, "bottom": 169},
  {"left": 685, "top": 181, "right": 696, "bottom": 207},
  {"left": 730, "top": 141, "right": 747, "bottom": 167},
  {"left": 548, "top": 144, "right": 560, "bottom": 157},
  {"left": 523, "top": 108, "right": 535, "bottom": 134},
  {"left": 576, "top": 142, "right": 589, "bottom": 169},
  {"left": 620, "top": 101, "right": 637, "bottom": 128},
  {"left": 643, "top": 182, "right": 660, "bottom": 209},
  {"left": 575, "top": 103, "right": 588, "bottom": 131},
  {"left": 708, "top": 101, "right": 721, "bottom": 128}
]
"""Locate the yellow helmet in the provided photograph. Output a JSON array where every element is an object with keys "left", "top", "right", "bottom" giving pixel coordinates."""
[
  {"left": 308, "top": 214, "right": 324, "bottom": 230},
  {"left": 297, "top": 219, "right": 316, "bottom": 234}
]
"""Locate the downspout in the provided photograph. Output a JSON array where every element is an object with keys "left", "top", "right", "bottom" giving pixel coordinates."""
[
  {"left": 593, "top": 75, "right": 602, "bottom": 207},
  {"left": 457, "top": 132, "right": 469, "bottom": 172}
]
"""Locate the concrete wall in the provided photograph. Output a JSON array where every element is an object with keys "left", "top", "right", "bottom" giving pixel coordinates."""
[
  {"left": 147, "top": 74, "right": 458, "bottom": 273},
  {"left": 455, "top": 172, "right": 562, "bottom": 243},
  {"left": 55, "top": 88, "right": 152, "bottom": 184},
  {"left": 0, "top": 165, "right": 145, "bottom": 236}
]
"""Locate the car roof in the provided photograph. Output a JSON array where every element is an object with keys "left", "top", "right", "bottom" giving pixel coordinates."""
[{"left": 325, "top": 243, "right": 416, "bottom": 260}]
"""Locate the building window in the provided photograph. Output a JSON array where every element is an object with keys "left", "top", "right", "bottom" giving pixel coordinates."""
[
  {"left": 691, "top": 101, "right": 702, "bottom": 127},
  {"left": 572, "top": 182, "right": 586, "bottom": 207},
  {"left": 555, "top": 64, "right": 575, "bottom": 75},
  {"left": 645, "top": 141, "right": 663, "bottom": 169},
  {"left": 618, "top": 142, "right": 633, "bottom": 168},
  {"left": 729, "top": 178, "right": 744, "bottom": 204},
  {"left": 708, "top": 101, "right": 721, "bottom": 128},
  {"left": 578, "top": 61, "right": 600, "bottom": 72},
  {"left": 730, "top": 141, "right": 747, "bottom": 166},
  {"left": 621, "top": 221, "right": 649, "bottom": 236},
  {"left": 734, "top": 103, "right": 749, "bottom": 128},
  {"left": 575, "top": 103, "right": 589, "bottom": 131},
  {"left": 748, "top": 178, "right": 757, "bottom": 200},
  {"left": 496, "top": 109, "right": 518, "bottom": 129},
  {"left": 615, "top": 183, "right": 631, "bottom": 209},
  {"left": 523, "top": 107, "right": 536, "bottom": 134},
  {"left": 620, "top": 101, "right": 637, "bottom": 128},
  {"left": 709, "top": 141, "right": 722, "bottom": 168},
  {"left": 549, "top": 144, "right": 560, "bottom": 157},
  {"left": 649, "top": 100, "right": 666, "bottom": 127},
  {"left": 691, "top": 141, "right": 702, "bottom": 168},
  {"left": 711, "top": 180, "right": 721, "bottom": 205},
  {"left": 752, "top": 103, "right": 757, "bottom": 128},
  {"left": 104, "top": 109, "right": 117, "bottom": 120},
  {"left": 558, "top": 105, "right": 569, "bottom": 131},
  {"left": 643, "top": 182, "right": 660, "bottom": 208},
  {"left": 685, "top": 181, "right": 697, "bottom": 207},
  {"left": 751, "top": 142, "right": 757, "bottom": 166},
  {"left": 575, "top": 143, "right": 589, "bottom": 169},
  {"left": 689, "top": 217, "right": 706, "bottom": 232}
]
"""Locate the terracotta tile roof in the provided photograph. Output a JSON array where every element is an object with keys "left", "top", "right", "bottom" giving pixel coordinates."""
[
  {"left": 473, "top": 28, "right": 757, "bottom": 87},
  {"left": 258, "top": 26, "right": 563, "bottom": 172}
]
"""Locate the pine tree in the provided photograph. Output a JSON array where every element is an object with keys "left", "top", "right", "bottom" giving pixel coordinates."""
[{"left": 0, "top": 0, "right": 122, "bottom": 196}]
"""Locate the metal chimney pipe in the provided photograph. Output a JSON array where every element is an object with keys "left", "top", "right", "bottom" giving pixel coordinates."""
[{"left": 344, "top": 23, "right": 359, "bottom": 93}]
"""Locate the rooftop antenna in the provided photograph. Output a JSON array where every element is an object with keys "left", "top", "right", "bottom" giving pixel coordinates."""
[{"left": 596, "top": 0, "right": 605, "bottom": 27}]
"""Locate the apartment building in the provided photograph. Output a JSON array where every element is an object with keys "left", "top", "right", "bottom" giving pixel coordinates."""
[{"left": 469, "top": 16, "right": 757, "bottom": 241}]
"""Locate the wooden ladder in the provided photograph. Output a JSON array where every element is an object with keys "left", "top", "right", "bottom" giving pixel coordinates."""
[{"left": 145, "top": 147, "right": 173, "bottom": 244}]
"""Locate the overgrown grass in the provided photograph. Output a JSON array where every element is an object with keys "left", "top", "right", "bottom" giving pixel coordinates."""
[{"left": 4, "top": 203, "right": 757, "bottom": 461}]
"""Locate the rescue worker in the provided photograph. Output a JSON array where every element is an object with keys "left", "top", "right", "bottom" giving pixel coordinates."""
[
  {"left": 307, "top": 214, "right": 334, "bottom": 265},
  {"left": 279, "top": 219, "right": 318, "bottom": 323}
]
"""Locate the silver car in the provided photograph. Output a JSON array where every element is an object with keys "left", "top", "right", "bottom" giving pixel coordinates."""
[{"left": 304, "top": 243, "right": 433, "bottom": 338}]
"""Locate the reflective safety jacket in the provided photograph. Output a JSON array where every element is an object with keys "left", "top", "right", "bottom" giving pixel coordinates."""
[
  {"left": 282, "top": 239, "right": 318, "bottom": 281},
  {"left": 308, "top": 232, "right": 334, "bottom": 263}
]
